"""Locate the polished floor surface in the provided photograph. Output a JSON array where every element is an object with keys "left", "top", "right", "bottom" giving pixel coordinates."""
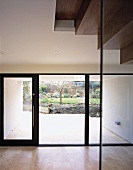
[
  {"left": 0, "top": 146, "right": 133, "bottom": 170},
  {"left": 102, "top": 146, "right": 133, "bottom": 170}
]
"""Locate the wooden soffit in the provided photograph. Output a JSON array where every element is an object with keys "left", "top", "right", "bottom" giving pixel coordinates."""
[{"left": 55, "top": 0, "right": 133, "bottom": 64}]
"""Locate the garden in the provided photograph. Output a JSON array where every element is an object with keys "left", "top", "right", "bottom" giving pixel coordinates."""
[
  {"left": 39, "top": 81, "right": 100, "bottom": 117},
  {"left": 23, "top": 80, "right": 100, "bottom": 117}
]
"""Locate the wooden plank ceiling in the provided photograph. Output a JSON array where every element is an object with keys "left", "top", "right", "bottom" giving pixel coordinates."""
[
  {"left": 55, "top": 0, "right": 83, "bottom": 20},
  {"left": 55, "top": 0, "right": 133, "bottom": 64}
]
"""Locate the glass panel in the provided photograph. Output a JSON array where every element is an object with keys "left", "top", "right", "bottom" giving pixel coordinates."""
[
  {"left": 89, "top": 75, "right": 100, "bottom": 144},
  {"left": 102, "top": 0, "right": 133, "bottom": 169},
  {"left": 39, "top": 75, "right": 85, "bottom": 144},
  {"left": 4, "top": 78, "right": 32, "bottom": 139}
]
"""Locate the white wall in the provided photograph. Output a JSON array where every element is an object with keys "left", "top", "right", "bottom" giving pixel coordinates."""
[
  {"left": 4, "top": 79, "right": 23, "bottom": 138},
  {"left": 103, "top": 50, "right": 133, "bottom": 73},
  {"left": 0, "top": 37, "right": 2, "bottom": 71},
  {"left": 0, "top": 64, "right": 100, "bottom": 73},
  {"left": 103, "top": 65, "right": 133, "bottom": 73},
  {"left": 103, "top": 76, "right": 133, "bottom": 143},
  {"left": 0, "top": 53, "right": 1, "bottom": 70}
]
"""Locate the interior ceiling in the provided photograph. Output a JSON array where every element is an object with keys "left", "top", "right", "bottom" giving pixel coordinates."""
[
  {"left": 0, "top": 0, "right": 121, "bottom": 66},
  {"left": 40, "top": 75, "right": 85, "bottom": 81},
  {"left": 55, "top": 0, "right": 133, "bottom": 64}
]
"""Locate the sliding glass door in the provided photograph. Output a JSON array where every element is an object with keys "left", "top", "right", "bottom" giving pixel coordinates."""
[
  {"left": 0, "top": 74, "right": 101, "bottom": 145},
  {"left": 39, "top": 75, "right": 85, "bottom": 144}
]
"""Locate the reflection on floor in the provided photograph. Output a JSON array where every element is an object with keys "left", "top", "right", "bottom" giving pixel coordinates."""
[
  {"left": 7, "top": 112, "right": 129, "bottom": 144},
  {"left": 102, "top": 146, "right": 133, "bottom": 170},
  {"left": 0, "top": 146, "right": 98, "bottom": 170},
  {"left": 0, "top": 146, "right": 133, "bottom": 170}
]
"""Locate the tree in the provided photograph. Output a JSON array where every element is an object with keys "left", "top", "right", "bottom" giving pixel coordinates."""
[
  {"left": 55, "top": 81, "right": 66, "bottom": 104},
  {"left": 39, "top": 84, "right": 47, "bottom": 93}
]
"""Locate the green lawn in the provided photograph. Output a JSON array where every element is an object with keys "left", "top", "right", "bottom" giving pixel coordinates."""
[
  {"left": 40, "top": 97, "right": 84, "bottom": 104},
  {"left": 40, "top": 97, "right": 100, "bottom": 105},
  {"left": 90, "top": 98, "right": 100, "bottom": 105}
]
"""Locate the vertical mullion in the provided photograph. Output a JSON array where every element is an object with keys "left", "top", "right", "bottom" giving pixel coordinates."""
[
  {"left": 0, "top": 75, "right": 3, "bottom": 144},
  {"left": 100, "top": 0, "right": 104, "bottom": 169},
  {"left": 33, "top": 75, "right": 39, "bottom": 146},
  {"left": 85, "top": 75, "right": 89, "bottom": 145}
]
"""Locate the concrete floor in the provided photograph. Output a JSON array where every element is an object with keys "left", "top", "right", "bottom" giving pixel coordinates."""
[{"left": 6, "top": 112, "right": 129, "bottom": 144}]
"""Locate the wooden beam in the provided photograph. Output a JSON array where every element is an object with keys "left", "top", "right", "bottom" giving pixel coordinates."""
[
  {"left": 56, "top": 0, "right": 83, "bottom": 20},
  {"left": 120, "top": 43, "right": 133, "bottom": 64},
  {"left": 103, "top": 0, "right": 126, "bottom": 26},
  {"left": 99, "top": 0, "right": 133, "bottom": 49},
  {"left": 98, "top": 20, "right": 133, "bottom": 49},
  {"left": 75, "top": 0, "right": 92, "bottom": 31},
  {"left": 75, "top": 0, "right": 100, "bottom": 35}
]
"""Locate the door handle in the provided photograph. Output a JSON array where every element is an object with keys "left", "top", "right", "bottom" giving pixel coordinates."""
[{"left": 33, "top": 105, "right": 34, "bottom": 127}]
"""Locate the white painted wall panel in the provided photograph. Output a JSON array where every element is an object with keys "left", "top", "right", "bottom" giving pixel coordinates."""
[
  {"left": 103, "top": 76, "right": 133, "bottom": 143},
  {"left": 4, "top": 79, "right": 23, "bottom": 138}
]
